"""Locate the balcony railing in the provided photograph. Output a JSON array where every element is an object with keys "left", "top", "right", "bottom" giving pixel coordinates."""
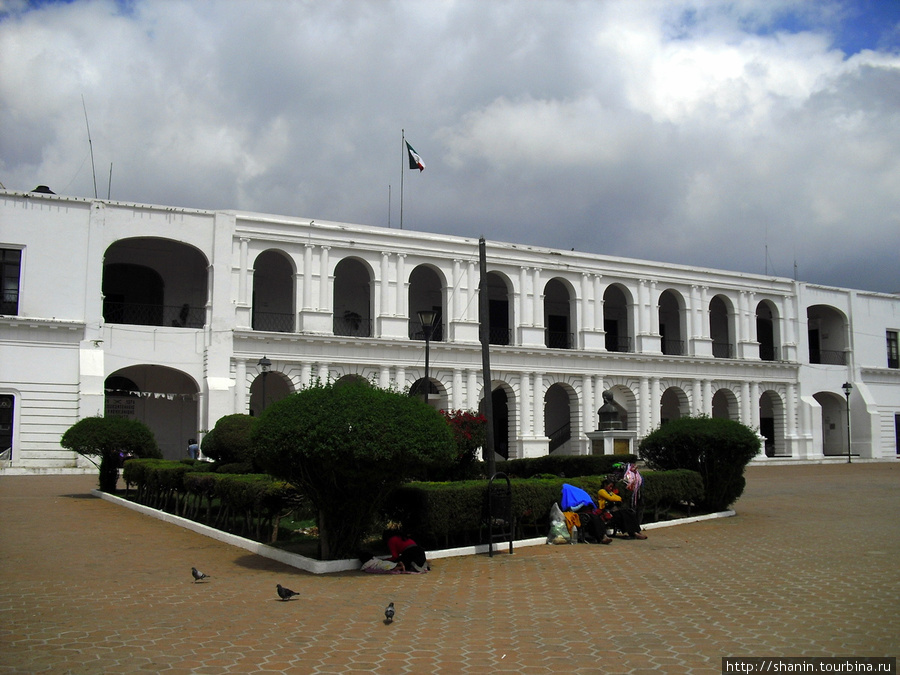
[
  {"left": 104, "top": 302, "right": 205, "bottom": 328},
  {"left": 712, "top": 341, "right": 734, "bottom": 358},
  {"left": 488, "top": 327, "right": 512, "bottom": 345},
  {"left": 409, "top": 324, "right": 445, "bottom": 341},
  {"left": 545, "top": 330, "right": 573, "bottom": 349},
  {"left": 661, "top": 339, "right": 684, "bottom": 356},
  {"left": 606, "top": 336, "right": 632, "bottom": 353},
  {"left": 759, "top": 344, "right": 780, "bottom": 361},
  {"left": 252, "top": 311, "right": 294, "bottom": 333},
  {"left": 333, "top": 316, "right": 372, "bottom": 337},
  {"left": 809, "top": 349, "right": 847, "bottom": 365}
]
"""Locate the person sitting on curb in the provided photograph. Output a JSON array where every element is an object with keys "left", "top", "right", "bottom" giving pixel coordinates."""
[{"left": 598, "top": 478, "right": 647, "bottom": 540}]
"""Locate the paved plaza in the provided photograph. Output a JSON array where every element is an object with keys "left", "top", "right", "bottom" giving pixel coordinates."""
[{"left": 1, "top": 462, "right": 898, "bottom": 674}]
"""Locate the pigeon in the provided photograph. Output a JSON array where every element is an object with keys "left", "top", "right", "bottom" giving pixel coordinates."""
[
  {"left": 277, "top": 584, "right": 300, "bottom": 601},
  {"left": 191, "top": 567, "right": 210, "bottom": 582},
  {"left": 384, "top": 602, "right": 395, "bottom": 624}
]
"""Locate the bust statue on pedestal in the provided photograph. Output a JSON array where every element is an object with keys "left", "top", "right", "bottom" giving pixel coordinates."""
[{"left": 597, "top": 390, "right": 623, "bottom": 431}]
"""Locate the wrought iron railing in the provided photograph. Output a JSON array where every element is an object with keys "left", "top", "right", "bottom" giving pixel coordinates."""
[
  {"left": 333, "top": 316, "right": 372, "bottom": 337},
  {"left": 759, "top": 344, "right": 780, "bottom": 361},
  {"left": 661, "top": 339, "right": 684, "bottom": 356},
  {"left": 545, "top": 330, "right": 573, "bottom": 349},
  {"left": 103, "top": 302, "right": 205, "bottom": 328},
  {"left": 809, "top": 349, "right": 846, "bottom": 365},
  {"left": 606, "top": 336, "right": 632, "bottom": 353},
  {"left": 489, "top": 327, "right": 512, "bottom": 345},
  {"left": 712, "top": 341, "right": 734, "bottom": 358},
  {"left": 548, "top": 422, "right": 571, "bottom": 453},
  {"left": 409, "top": 324, "right": 445, "bottom": 341},
  {"left": 252, "top": 311, "right": 294, "bottom": 333}
]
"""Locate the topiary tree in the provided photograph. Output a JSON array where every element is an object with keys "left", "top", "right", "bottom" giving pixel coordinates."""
[
  {"left": 201, "top": 414, "right": 257, "bottom": 468},
  {"left": 638, "top": 416, "right": 760, "bottom": 511},
  {"left": 251, "top": 380, "right": 456, "bottom": 559},
  {"left": 60, "top": 416, "right": 162, "bottom": 492}
]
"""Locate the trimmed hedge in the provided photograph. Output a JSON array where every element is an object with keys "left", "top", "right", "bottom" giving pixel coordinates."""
[
  {"left": 383, "top": 469, "right": 703, "bottom": 549},
  {"left": 496, "top": 454, "right": 638, "bottom": 479},
  {"left": 122, "top": 459, "right": 301, "bottom": 542}
]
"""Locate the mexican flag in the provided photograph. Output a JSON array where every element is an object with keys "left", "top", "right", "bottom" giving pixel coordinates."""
[{"left": 406, "top": 141, "right": 426, "bottom": 171}]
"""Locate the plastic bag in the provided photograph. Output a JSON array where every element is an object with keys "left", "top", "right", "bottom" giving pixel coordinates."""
[{"left": 547, "top": 503, "right": 571, "bottom": 544}]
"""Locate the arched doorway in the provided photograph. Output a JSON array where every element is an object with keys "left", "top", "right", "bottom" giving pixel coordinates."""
[
  {"left": 712, "top": 388, "right": 738, "bottom": 420},
  {"left": 105, "top": 366, "right": 199, "bottom": 460},
  {"left": 660, "top": 387, "right": 689, "bottom": 425},
  {"left": 544, "top": 383, "right": 575, "bottom": 454},
  {"left": 409, "top": 265, "right": 445, "bottom": 341},
  {"left": 253, "top": 250, "right": 295, "bottom": 333},
  {"left": 603, "top": 285, "right": 633, "bottom": 352},
  {"left": 759, "top": 390, "right": 785, "bottom": 457},
  {"left": 813, "top": 391, "right": 848, "bottom": 456},
  {"left": 333, "top": 258, "right": 373, "bottom": 337},
  {"left": 659, "top": 289, "right": 686, "bottom": 355},
  {"left": 249, "top": 370, "right": 293, "bottom": 416}
]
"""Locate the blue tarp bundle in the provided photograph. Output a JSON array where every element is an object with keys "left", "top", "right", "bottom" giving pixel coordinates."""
[{"left": 560, "top": 483, "right": 595, "bottom": 511}]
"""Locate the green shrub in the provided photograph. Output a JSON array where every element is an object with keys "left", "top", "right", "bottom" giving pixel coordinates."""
[
  {"left": 639, "top": 416, "right": 760, "bottom": 510},
  {"left": 496, "top": 454, "right": 637, "bottom": 478},
  {"left": 251, "top": 380, "right": 457, "bottom": 559},
  {"left": 61, "top": 416, "right": 161, "bottom": 492},
  {"left": 201, "top": 414, "right": 257, "bottom": 465}
]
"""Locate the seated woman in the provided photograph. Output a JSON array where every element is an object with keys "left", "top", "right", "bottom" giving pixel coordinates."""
[
  {"left": 597, "top": 479, "right": 647, "bottom": 540},
  {"left": 382, "top": 530, "right": 430, "bottom": 572}
]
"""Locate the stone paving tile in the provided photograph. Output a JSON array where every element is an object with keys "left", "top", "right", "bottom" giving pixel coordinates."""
[{"left": 1, "top": 463, "right": 899, "bottom": 674}]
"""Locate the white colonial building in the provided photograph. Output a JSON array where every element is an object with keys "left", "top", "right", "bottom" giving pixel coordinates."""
[{"left": 1, "top": 188, "right": 899, "bottom": 470}]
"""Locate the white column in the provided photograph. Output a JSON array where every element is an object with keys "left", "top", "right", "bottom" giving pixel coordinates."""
[
  {"left": 293, "top": 273, "right": 302, "bottom": 331},
  {"left": 452, "top": 369, "right": 463, "bottom": 410},
  {"left": 637, "top": 279, "right": 649, "bottom": 337},
  {"left": 740, "top": 381, "right": 751, "bottom": 425},
  {"left": 649, "top": 280, "right": 660, "bottom": 336},
  {"left": 318, "top": 362, "right": 330, "bottom": 382},
  {"left": 639, "top": 376, "right": 650, "bottom": 435},
  {"left": 396, "top": 254, "right": 407, "bottom": 319},
  {"left": 396, "top": 366, "right": 407, "bottom": 394},
  {"left": 700, "top": 286, "right": 710, "bottom": 339},
  {"left": 581, "top": 273, "right": 592, "bottom": 332},
  {"left": 787, "top": 383, "right": 798, "bottom": 436},
  {"left": 532, "top": 268, "right": 542, "bottom": 328},
  {"left": 582, "top": 374, "right": 593, "bottom": 434},
  {"left": 520, "top": 372, "right": 531, "bottom": 435},
  {"left": 381, "top": 252, "right": 391, "bottom": 316},
  {"left": 533, "top": 372, "right": 544, "bottom": 437},
  {"left": 318, "top": 246, "right": 330, "bottom": 311},
  {"left": 702, "top": 379, "right": 712, "bottom": 416},
  {"left": 467, "top": 369, "right": 479, "bottom": 409},
  {"left": 380, "top": 366, "right": 391, "bottom": 390},
  {"left": 650, "top": 377, "right": 660, "bottom": 430},
  {"left": 593, "top": 276, "right": 604, "bottom": 331},
  {"left": 235, "top": 359, "right": 247, "bottom": 414},
  {"left": 750, "top": 381, "right": 760, "bottom": 430},
  {"left": 467, "top": 260, "right": 477, "bottom": 321},
  {"left": 300, "top": 362, "right": 312, "bottom": 388},
  {"left": 239, "top": 237, "right": 250, "bottom": 305},
  {"left": 519, "top": 267, "right": 530, "bottom": 325},
  {"left": 693, "top": 380, "right": 703, "bottom": 415},
  {"left": 303, "top": 244, "right": 314, "bottom": 310}
]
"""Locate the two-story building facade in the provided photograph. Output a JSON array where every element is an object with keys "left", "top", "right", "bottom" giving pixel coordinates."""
[{"left": 2, "top": 188, "right": 898, "bottom": 470}]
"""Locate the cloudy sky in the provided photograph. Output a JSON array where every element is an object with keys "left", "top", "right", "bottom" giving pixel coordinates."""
[{"left": 2, "top": 0, "right": 899, "bottom": 293}]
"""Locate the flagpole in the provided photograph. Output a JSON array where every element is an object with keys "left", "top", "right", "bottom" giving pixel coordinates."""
[{"left": 400, "top": 129, "right": 405, "bottom": 230}]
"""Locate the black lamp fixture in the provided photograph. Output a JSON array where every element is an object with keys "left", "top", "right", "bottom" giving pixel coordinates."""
[
  {"left": 417, "top": 310, "right": 438, "bottom": 403},
  {"left": 258, "top": 356, "right": 272, "bottom": 412},
  {"left": 842, "top": 382, "right": 852, "bottom": 464}
]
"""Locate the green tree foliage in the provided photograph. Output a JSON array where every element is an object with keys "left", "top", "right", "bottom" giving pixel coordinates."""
[
  {"left": 638, "top": 416, "right": 760, "bottom": 511},
  {"left": 201, "top": 414, "right": 257, "bottom": 467},
  {"left": 251, "top": 380, "right": 456, "bottom": 559},
  {"left": 60, "top": 416, "right": 161, "bottom": 492}
]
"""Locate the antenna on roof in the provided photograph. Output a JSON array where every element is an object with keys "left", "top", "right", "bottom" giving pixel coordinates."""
[{"left": 81, "top": 95, "right": 98, "bottom": 198}]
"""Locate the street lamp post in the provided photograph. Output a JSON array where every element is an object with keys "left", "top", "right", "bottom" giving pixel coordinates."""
[
  {"left": 842, "top": 381, "right": 852, "bottom": 464},
  {"left": 417, "top": 310, "right": 438, "bottom": 405},
  {"left": 258, "top": 356, "right": 271, "bottom": 413}
]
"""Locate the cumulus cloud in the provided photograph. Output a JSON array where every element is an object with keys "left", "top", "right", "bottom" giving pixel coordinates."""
[{"left": 1, "top": 0, "right": 898, "bottom": 292}]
